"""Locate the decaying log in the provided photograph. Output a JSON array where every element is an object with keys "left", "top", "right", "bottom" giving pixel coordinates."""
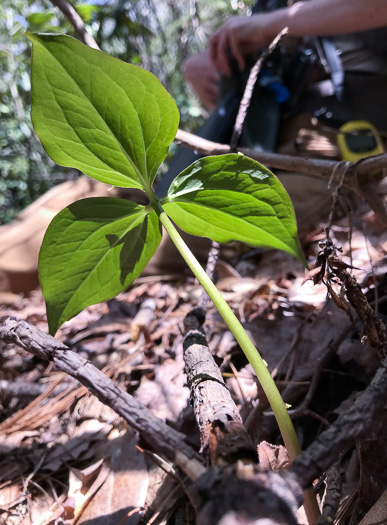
[{"left": 291, "top": 362, "right": 387, "bottom": 488}]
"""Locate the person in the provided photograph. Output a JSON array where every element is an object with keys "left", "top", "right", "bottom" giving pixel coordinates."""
[
  {"left": 183, "top": 0, "right": 387, "bottom": 229},
  {"left": 208, "top": 0, "right": 387, "bottom": 79}
]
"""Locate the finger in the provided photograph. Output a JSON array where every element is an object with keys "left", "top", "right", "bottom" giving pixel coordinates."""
[
  {"left": 202, "top": 88, "right": 218, "bottom": 110},
  {"left": 216, "top": 30, "right": 232, "bottom": 77},
  {"left": 209, "top": 33, "right": 219, "bottom": 69},
  {"left": 207, "top": 68, "right": 220, "bottom": 83},
  {"left": 207, "top": 81, "right": 219, "bottom": 100},
  {"left": 229, "top": 33, "right": 246, "bottom": 72}
]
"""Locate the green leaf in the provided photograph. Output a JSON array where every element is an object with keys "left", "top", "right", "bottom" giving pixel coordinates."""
[
  {"left": 164, "top": 154, "right": 307, "bottom": 265},
  {"left": 39, "top": 197, "right": 162, "bottom": 334},
  {"left": 26, "top": 33, "right": 179, "bottom": 190},
  {"left": 75, "top": 4, "right": 99, "bottom": 23},
  {"left": 26, "top": 12, "right": 55, "bottom": 31}
]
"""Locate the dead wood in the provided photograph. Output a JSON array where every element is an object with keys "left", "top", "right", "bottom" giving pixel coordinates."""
[
  {"left": 181, "top": 308, "right": 310, "bottom": 525},
  {"left": 0, "top": 378, "right": 73, "bottom": 399},
  {"left": 174, "top": 129, "right": 387, "bottom": 223},
  {"left": 332, "top": 267, "right": 387, "bottom": 361},
  {"left": 129, "top": 297, "right": 156, "bottom": 343},
  {"left": 193, "top": 462, "right": 302, "bottom": 525},
  {"left": 316, "top": 461, "right": 342, "bottom": 525},
  {"left": 183, "top": 307, "right": 257, "bottom": 465},
  {"left": 304, "top": 239, "right": 387, "bottom": 361},
  {"left": 0, "top": 316, "right": 303, "bottom": 524},
  {"left": 290, "top": 361, "right": 387, "bottom": 488},
  {"left": 354, "top": 437, "right": 387, "bottom": 523},
  {"left": 229, "top": 27, "right": 288, "bottom": 151},
  {"left": 280, "top": 303, "right": 353, "bottom": 409},
  {"left": 0, "top": 317, "right": 199, "bottom": 466}
]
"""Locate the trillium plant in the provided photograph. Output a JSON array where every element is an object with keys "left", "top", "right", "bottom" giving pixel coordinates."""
[{"left": 28, "top": 33, "right": 308, "bottom": 464}]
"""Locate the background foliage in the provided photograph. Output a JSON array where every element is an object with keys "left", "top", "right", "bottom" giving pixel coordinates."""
[{"left": 0, "top": 0, "right": 254, "bottom": 224}]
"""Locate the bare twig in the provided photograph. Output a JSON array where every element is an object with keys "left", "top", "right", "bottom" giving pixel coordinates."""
[
  {"left": 316, "top": 461, "right": 342, "bottom": 525},
  {"left": 1, "top": 317, "right": 304, "bottom": 524},
  {"left": 0, "top": 379, "right": 73, "bottom": 399},
  {"left": 332, "top": 265, "right": 387, "bottom": 361},
  {"left": 0, "top": 317, "right": 199, "bottom": 466},
  {"left": 305, "top": 240, "right": 387, "bottom": 361},
  {"left": 230, "top": 27, "right": 288, "bottom": 151},
  {"left": 174, "top": 129, "right": 387, "bottom": 223},
  {"left": 198, "top": 241, "right": 220, "bottom": 310},
  {"left": 49, "top": 0, "right": 100, "bottom": 50},
  {"left": 181, "top": 310, "right": 319, "bottom": 524},
  {"left": 291, "top": 362, "right": 387, "bottom": 488},
  {"left": 197, "top": 32, "right": 289, "bottom": 307}
]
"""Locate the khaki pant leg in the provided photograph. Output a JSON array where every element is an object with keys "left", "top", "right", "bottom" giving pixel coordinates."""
[
  {"left": 276, "top": 172, "right": 334, "bottom": 229},
  {"left": 276, "top": 112, "right": 341, "bottom": 228}
]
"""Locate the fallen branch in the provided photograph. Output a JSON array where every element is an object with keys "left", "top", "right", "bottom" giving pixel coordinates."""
[
  {"left": 183, "top": 307, "right": 257, "bottom": 465},
  {"left": 182, "top": 308, "right": 320, "bottom": 524},
  {"left": 193, "top": 462, "right": 303, "bottom": 525},
  {"left": 291, "top": 361, "right": 387, "bottom": 488},
  {"left": 174, "top": 129, "right": 387, "bottom": 223},
  {"left": 0, "top": 317, "right": 200, "bottom": 467},
  {"left": 182, "top": 309, "right": 304, "bottom": 524},
  {"left": 332, "top": 266, "right": 387, "bottom": 361},
  {"left": 230, "top": 27, "right": 288, "bottom": 151},
  {"left": 0, "top": 378, "right": 73, "bottom": 399},
  {"left": 1, "top": 317, "right": 305, "bottom": 524},
  {"left": 303, "top": 239, "right": 387, "bottom": 361}
]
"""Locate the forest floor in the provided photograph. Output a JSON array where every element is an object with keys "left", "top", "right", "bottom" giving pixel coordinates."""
[{"left": 0, "top": 209, "right": 386, "bottom": 525}]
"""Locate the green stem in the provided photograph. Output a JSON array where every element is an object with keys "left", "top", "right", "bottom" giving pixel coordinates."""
[
  {"left": 156, "top": 208, "right": 320, "bottom": 523},
  {"left": 157, "top": 209, "right": 300, "bottom": 459}
]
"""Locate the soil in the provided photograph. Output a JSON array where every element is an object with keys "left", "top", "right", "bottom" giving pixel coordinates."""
[{"left": 0, "top": 211, "right": 386, "bottom": 525}]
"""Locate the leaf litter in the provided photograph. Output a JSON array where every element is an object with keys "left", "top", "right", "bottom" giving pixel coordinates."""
[{"left": 0, "top": 209, "right": 386, "bottom": 524}]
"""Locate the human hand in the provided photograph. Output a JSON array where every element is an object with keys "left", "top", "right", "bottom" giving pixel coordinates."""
[
  {"left": 183, "top": 50, "right": 220, "bottom": 110},
  {"left": 209, "top": 15, "right": 272, "bottom": 77}
]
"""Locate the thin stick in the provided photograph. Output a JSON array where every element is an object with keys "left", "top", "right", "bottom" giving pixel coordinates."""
[
  {"left": 174, "top": 129, "right": 387, "bottom": 223},
  {"left": 230, "top": 27, "right": 289, "bottom": 151},
  {"left": 0, "top": 318, "right": 199, "bottom": 466},
  {"left": 291, "top": 363, "right": 387, "bottom": 488},
  {"left": 198, "top": 241, "right": 220, "bottom": 310},
  {"left": 49, "top": 0, "right": 100, "bottom": 50}
]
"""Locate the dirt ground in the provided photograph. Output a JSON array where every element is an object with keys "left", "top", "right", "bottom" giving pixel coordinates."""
[{"left": 0, "top": 209, "right": 386, "bottom": 525}]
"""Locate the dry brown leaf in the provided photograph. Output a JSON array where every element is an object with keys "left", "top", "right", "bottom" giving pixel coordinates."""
[
  {"left": 43, "top": 419, "right": 112, "bottom": 472},
  {"left": 77, "top": 429, "right": 149, "bottom": 525},
  {"left": 257, "top": 441, "right": 290, "bottom": 471},
  {"left": 70, "top": 459, "right": 110, "bottom": 523},
  {"left": 0, "top": 482, "right": 22, "bottom": 511}
]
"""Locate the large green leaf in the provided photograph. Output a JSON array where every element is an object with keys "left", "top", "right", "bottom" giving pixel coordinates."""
[
  {"left": 26, "top": 33, "right": 179, "bottom": 190},
  {"left": 163, "top": 154, "right": 307, "bottom": 265},
  {"left": 39, "top": 197, "right": 162, "bottom": 334}
]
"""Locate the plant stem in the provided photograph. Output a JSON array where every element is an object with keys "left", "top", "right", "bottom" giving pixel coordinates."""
[
  {"left": 158, "top": 209, "right": 299, "bottom": 455},
  {"left": 156, "top": 208, "right": 320, "bottom": 523}
]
